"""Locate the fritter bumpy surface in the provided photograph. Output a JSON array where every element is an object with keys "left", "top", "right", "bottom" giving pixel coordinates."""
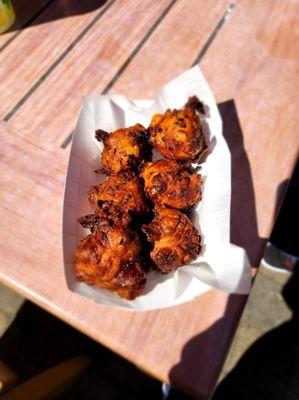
[
  {"left": 76, "top": 97, "right": 207, "bottom": 299},
  {"left": 142, "top": 206, "right": 201, "bottom": 273},
  {"left": 148, "top": 96, "right": 206, "bottom": 162},
  {"left": 96, "top": 124, "right": 151, "bottom": 175},
  {"left": 75, "top": 218, "right": 147, "bottom": 299},
  {"left": 88, "top": 172, "right": 149, "bottom": 223},
  {"left": 140, "top": 159, "right": 202, "bottom": 210}
]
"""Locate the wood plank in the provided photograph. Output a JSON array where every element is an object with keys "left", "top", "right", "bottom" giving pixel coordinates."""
[
  {"left": 0, "top": 0, "right": 52, "bottom": 51},
  {"left": 0, "top": 117, "right": 245, "bottom": 400},
  {"left": 109, "top": 0, "right": 231, "bottom": 97},
  {"left": 9, "top": 0, "right": 230, "bottom": 147},
  {"left": 199, "top": 0, "right": 299, "bottom": 254},
  {"left": 0, "top": 0, "right": 134, "bottom": 118},
  {"left": 107, "top": 0, "right": 299, "bottom": 264},
  {"left": 2, "top": 3, "right": 244, "bottom": 397},
  {"left": 1, "top": 1, "right": 298, "bottom": 399}
]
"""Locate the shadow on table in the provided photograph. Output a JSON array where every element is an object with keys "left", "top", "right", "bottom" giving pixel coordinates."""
[
  {"left": 168, "top": 294, "right": 247, "bottom": 399},
  {"left": 0, "top": 301, "right": 161, "bottom": 399},
  {"left": 168, "top": 266, "right": 299, "bottom": 400},
  {"left": 213, "top": 263, "right": 299, "bottom": 400},
  {"left": 168, "top": 99, "right": 267, "bottom": 398},
  {"left": 6, "top": 0, "right": 109, "bottom": 33},
  {"left": 169, "top": 152, "right": 299, "bottom": 398},
  {"left": 218, "top": 100, "right": 267, "bottom": 267},
  {"left": 271, "top": 159, "right": 299, "bottom": 256}
]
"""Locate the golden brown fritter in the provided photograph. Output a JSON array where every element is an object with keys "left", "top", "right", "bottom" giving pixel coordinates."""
[
  {"left": 88, "top": 172, "right": 149, "bottom": 222},
  {"left": 76, "top": 218, "right": 147, "bottom": 299},
  {"left": 148, "top": 96, "right": 206, "bottom": 162},
  {"left": 140, "top": 159, "right": 202, "bottom": 210},
  {"left": 96, "top": 124, "right": 151, "bottom": 175},
  {"left": 142, "top": 206, "right": 201, "bottom": 273},
  {"left": 78, "top": 213, "right": 101, "bottom": 233}
]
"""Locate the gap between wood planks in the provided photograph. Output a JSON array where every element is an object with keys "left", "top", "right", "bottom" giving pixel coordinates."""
[
  {"left": 2, "top": 1, "right": 235, "bottom": 148},
  {"left": 192, "top": 3, "right": 234, "bottom": 65},
  {"left": 0, "top": 0, "right": 55, "bottom": 53},
  {"left": 3, "top": 0, "right": 117, "bottom": 122},
  {"left": 60, "top": 2, "right": 235, "bottom": 149},
  {"left": 60, "top": 0, "right": 178, "bottom": 149}
]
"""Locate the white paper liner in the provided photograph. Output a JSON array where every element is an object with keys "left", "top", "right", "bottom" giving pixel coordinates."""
[{"left": 62, "top": 66, "right": 252, "bottom": 311}]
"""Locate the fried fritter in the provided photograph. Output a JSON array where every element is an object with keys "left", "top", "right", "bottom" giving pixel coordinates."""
[
  {"left": 142, "top": 206, "right": 201, "bottom": 273},
  {"left": 148, "top": 96, "right": 206, "bottom": 162},
  {"left": 96, "top": 124, "right": 151, "bottom": 175},
  {"left": 140, "top": 159, "right": 202, "bottom": 210},
  {"left": 88, "top": 172, "right": 149, "bottom": 222},
  {"left": 78, "top": 213, "right": 100, "bottom": 233},
  {"left": 75, "top": 218, "right": 147, "bottom": 299}
]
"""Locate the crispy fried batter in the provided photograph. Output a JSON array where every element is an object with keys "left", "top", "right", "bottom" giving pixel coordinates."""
[
  {"left": 140, "top": 159, "right": 201, "bottom": 210},
  {"left": 77, "top": 213, "right": 100, "bottom": 233},
  {"left": 142, "top": 206, "right": 201, "bottom": 273},
  {"left": 96, "top": 124, "right": 151, "bottom": 175},
  {"left": 88, "top": 172, "right": 149, "bottom": 222},
  {"left": 75, "top": 218, "right": 147, "bottom": 299},
  {"left": 76, "top": 97, "right": 208, "bottom": 299},
  {"left": 148, "top": 96, "right": 206, "bottom": 162}
]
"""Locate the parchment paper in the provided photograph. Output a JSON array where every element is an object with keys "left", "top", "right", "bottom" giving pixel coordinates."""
[{"left": 62, "top": 66, "right": 252, "bottom": 311}]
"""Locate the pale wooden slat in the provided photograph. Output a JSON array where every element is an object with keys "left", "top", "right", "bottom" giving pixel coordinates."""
[
  {"left": 0, "top": 1, "right": 298, "bottom": 399},
  {"left": 109, "top": 0, "right": 231, "bottom": 97},
  {"left": 111, "top": 0, "right": 299, "bottom": 263},
  {"left": 0, "top": 0, "right": 120, "bottom": 117},
  {"left": 9, "top": 0, "right": 230, "bottom": 147},
  {"left": 0, "top": 0, "right": 254, "bottom": 393},
  {"left": 0, "top": 120, "right": 245, "bottom": 400},
  {"left": 0, "top": 0, "right": 51, "bottom": 50},
  {"left": 200, "top": 0, "right": 299, "bottom": 243}
]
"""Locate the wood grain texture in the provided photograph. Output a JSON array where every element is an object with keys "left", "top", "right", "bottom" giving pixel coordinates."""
[
  {"left": 9, "top": 0, "right": 230, "bottom": 147},
  {"left": 0, "top": 0, "right": 298, "bottom": 399},
  {"left": 109, "top": 0, "right": 231, "bottom": 97},
  {"left": 0, "top": 0, "right": 51, "bottom": 50},
  {"left": 0, "top": 0, "right": 118, "bottom": 117},
  {"left": 0, "top": 121, "right": 246, "bottom": 399},
  {"left": 200, "top": 0, "right": 299, "bottom": 257}
]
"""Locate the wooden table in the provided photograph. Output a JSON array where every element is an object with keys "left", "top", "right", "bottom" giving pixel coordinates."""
[{"left": 0, "top": 1, "right": 298, "bottom": 398}]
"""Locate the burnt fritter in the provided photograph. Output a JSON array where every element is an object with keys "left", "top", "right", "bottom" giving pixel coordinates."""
[
  {"left": 142, "top": 206, "right": 201, "bottom": 273},
  {"left": 76, "top": 218, "right": 147, "bottom": 300},
  {"left": 88, "top": 172, "right": 149, "bottom": 221},
  {"left": 96, "top": 124, "right": 151, "bottom": 175},
  {"left": 140, "top": 159, "right": 202, "bottom": 210},
  {"left": 148, "top": 96, "right": 206, "bottom": 162}
]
